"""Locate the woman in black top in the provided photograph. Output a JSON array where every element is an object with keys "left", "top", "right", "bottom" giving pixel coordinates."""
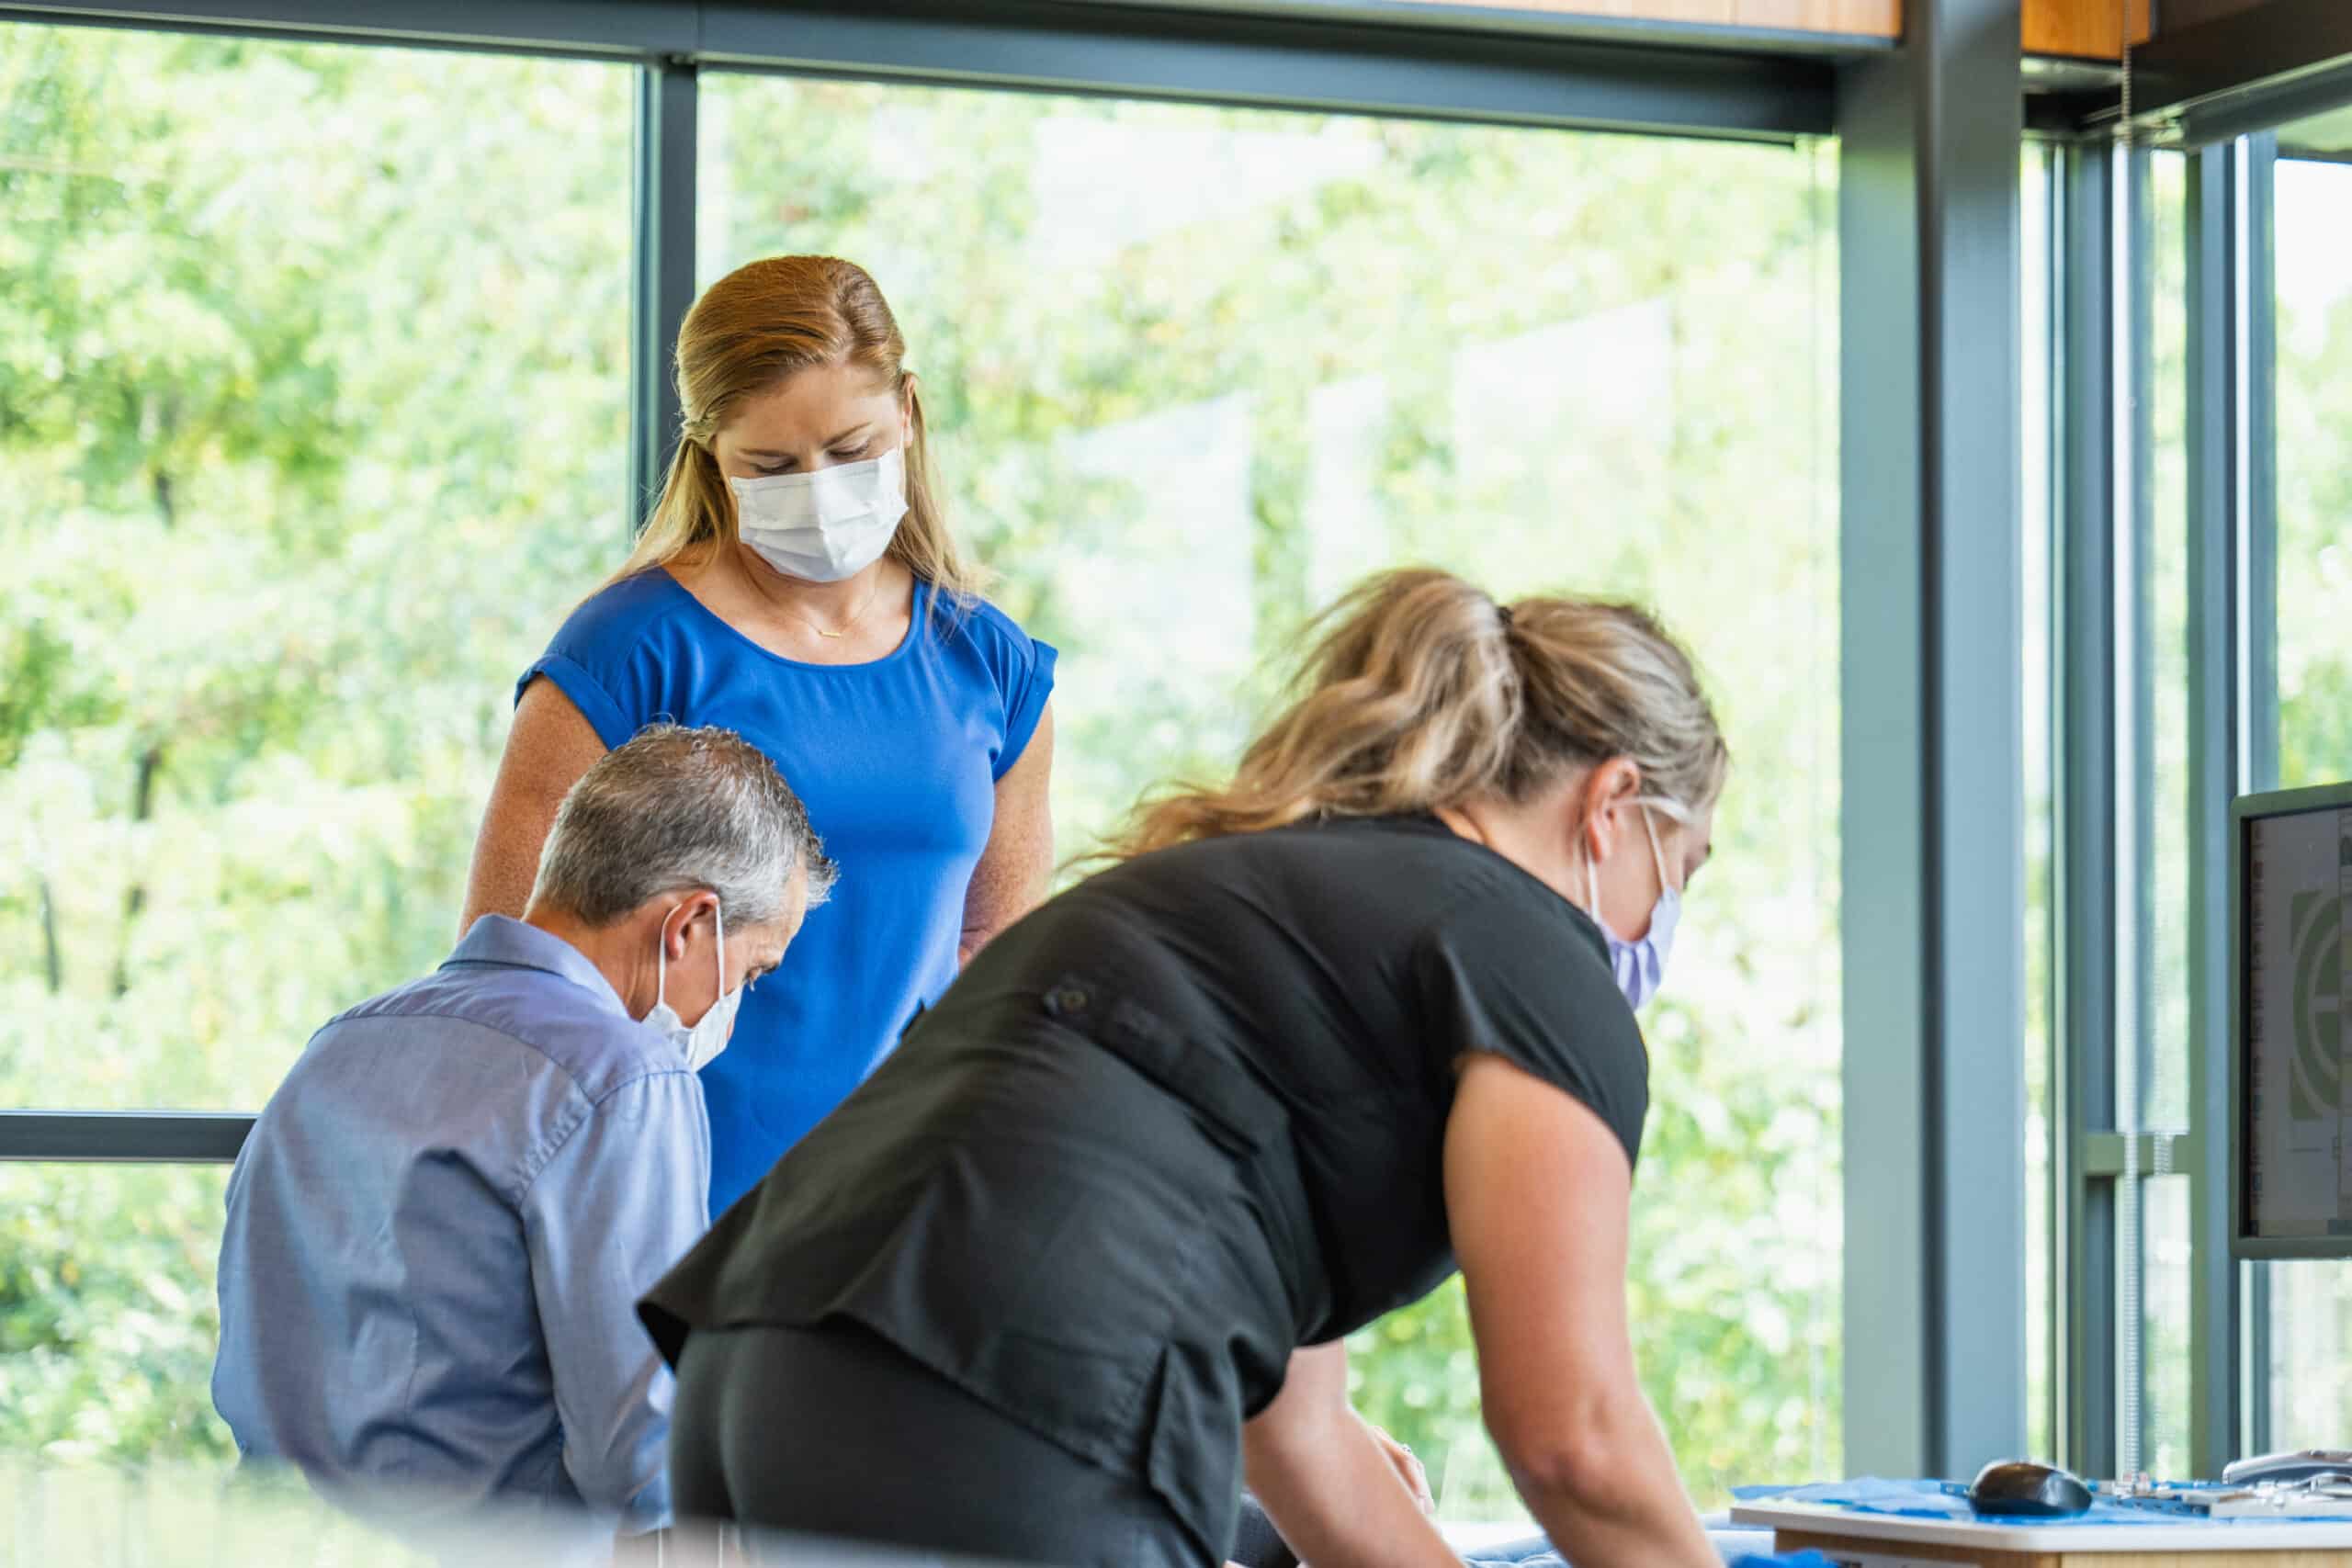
[{"left": 642, "top": 569, "right": 1727, "bottom": 1568}]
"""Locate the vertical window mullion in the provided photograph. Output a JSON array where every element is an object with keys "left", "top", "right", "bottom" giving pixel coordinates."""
[
  {"left": 2185, "top": 137, "right": 2249, "bottom": 1480},
  {"left": 2241, "top": 128, "right": 2282, "bottom": 1456},
  {"left": 2056, "top": 140, "right": 2122, "bottom": 1483},
  {"left": 628, "top": 59, "right": 698, "bottom": 538}
]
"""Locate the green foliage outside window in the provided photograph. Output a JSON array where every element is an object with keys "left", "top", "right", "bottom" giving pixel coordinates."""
[{"left": 1, "top": 27, "right": 1842, "bottom": 1515}]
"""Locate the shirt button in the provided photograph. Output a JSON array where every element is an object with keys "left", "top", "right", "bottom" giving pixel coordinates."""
[{"left": 1049, "top": 985, "right": 1089, "bottom": 1017}]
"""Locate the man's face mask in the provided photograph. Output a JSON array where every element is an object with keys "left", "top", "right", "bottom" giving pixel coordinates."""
[
  {"left": 1582, "top": 802, "right": 1686, "bottom": 1011},
  {"left": 645, "top": 904, "right": 741, "bottom": 1071}
]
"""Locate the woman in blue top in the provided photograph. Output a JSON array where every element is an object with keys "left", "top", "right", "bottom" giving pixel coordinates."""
[{"left": 462, "top": 256, "right": 1057, "bottom": 1214}]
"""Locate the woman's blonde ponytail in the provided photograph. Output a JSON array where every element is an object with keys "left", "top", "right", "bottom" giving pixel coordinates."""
[{"left": 1101, "top": 568, "right": 1726, "bottom": 863}]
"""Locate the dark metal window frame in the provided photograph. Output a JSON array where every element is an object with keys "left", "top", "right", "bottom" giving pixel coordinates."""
[
  {"left": 1837, "top": 0, "right": 2028, "bottom": 1475},
  {"left": 2048, "top": 137, "right": 2120, "bottom": 1478},
  {"left": 6, "top": 0, "right": 2049, "bottom": 1475},
  {"left": 630, "top": 56, "right": 697, "bottom": 525},
  {"left": 2233, "top": 129, "right": 2280, "bottom": 1456},
  {"left": 0, "top": 1114, "right": 252, "bottom": 1164},
  {"left": 0, "top": 1, "right": 1862, "bottom": 136},
  {"left": 2037, "top": 83, "right": 2336, "bottom": 1509},
  {"left": 2042, "top": 134, "right": 2223, "bottom": 1483},
  {"left": 2039, "top": 103, "right": 2285, "bottom": 1477}
]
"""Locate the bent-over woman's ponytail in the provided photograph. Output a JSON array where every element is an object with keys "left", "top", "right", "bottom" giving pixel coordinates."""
[{"left": 1099, "top": 569, "right": 1727, "bottom": 863}]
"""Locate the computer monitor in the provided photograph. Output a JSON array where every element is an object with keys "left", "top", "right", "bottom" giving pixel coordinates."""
[{"left": 2234, "top": 780, "right": 2352, "bottom": 1258}]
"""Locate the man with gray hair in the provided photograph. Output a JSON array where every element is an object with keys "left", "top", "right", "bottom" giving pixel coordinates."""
[{"left": 214, "top": 725, "right": 834, "bottom": 1544}]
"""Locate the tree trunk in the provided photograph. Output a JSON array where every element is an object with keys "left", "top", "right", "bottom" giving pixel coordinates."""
[
  {"left": 110, "top": 741, "right": 164, "bottom": 998},
  {"left": 144, "top": 392, "right": 178, "bottom": 529},
  {"left": 38, "top": 872, "right": 62, "bottom": 996}
]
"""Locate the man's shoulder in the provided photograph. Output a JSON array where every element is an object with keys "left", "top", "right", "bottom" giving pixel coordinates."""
[{"left": 318, "top": 962, "right": 684, "bottom": 1103}]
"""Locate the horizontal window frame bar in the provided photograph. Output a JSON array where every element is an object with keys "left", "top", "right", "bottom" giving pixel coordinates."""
[
  {"left": 0, "top": 1111, "right": 254, "bottom": 1163},
  {"left": 1033, "top": 0, "right": 1894, "bottom": 58},
  {"left": 0, "top": 0, "right": 695, "bottom": 55},
  {"left": 698, "top": 2, "right": 1838, "bottom": 141},
  {"left": 1, "top": 0, "right": 1842, "bottom": 141},
  {"left": 2081, "top": 1128, "right": 2195, "bottom": 1179}
]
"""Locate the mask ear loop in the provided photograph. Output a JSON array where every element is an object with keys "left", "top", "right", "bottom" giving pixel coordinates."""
[
  {"left": 1587, "top": 793, "right": 1690, "bottom": 931},
  {"left": 1636, "top": 795, "right": 1696, "bottom": 895},
  {"left": 713, "top": 903, "right": 728, "bottom": 1002},
  {"left": 1640, "top": 806, "right": 1674, "bottom": 897},
  {"left": 654, "top": 911, "right": 672, "bottom": 1013}
]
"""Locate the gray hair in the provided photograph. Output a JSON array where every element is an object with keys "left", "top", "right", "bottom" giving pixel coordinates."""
[{"left": 530, "top": 724, "right": 838, "bottom": 927}]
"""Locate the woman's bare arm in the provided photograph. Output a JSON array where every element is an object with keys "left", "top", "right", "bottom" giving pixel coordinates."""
[
  {"left": 959, "top": 701, "right": 1054, "bottom": 965},
  {"left": 458, "top": 679, "right": 609, "bottom": 934},
  {"left": 1241, "top": 1341, "right": 1458, "bottom": 1568},
  {"left": 1445, "top": 1054, "right": 1716, "bottom": 1568}
]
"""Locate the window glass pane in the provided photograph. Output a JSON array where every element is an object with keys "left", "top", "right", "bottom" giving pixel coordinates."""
[
  {"left": 2112, "top": 149, "right": 2192, "bottom": 1480},
  {"left": 0, "top": 1165, "right": 229, "bottom": 1466},
  {"left": 702, "top": 77, "right": 1839, "bottom": 1514},
  {"left": 2265, "top": 149, "right": 2352, "bottom": 1441},
  {"left": 2144, "top": 149, "right": 2192, "bottom": 1140},
  {"left": 2021, "top": 144, "right": 2055, "bottom": 1464},
  {"left": 5, "top": 1462, "right": 436, "bottom": 1562},
  {"left": 0, "top": 27, "right": 631, "bottom": 1111},
  {"left": 2141, "top": 1171, "right": 2193, "bottom": 1480},
  {"left": 2269, "top": 1259, "right": 2352, "bottom": 1444},
  {"left": 2274, "top": 155, "right": 2352, "bottom": 788},
  {"left": 2150, "top": 148, "right": 2195, "bottom": 1472}
]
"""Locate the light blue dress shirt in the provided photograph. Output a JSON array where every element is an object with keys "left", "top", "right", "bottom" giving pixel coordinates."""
[{"left": 213, "top": 915, "right": 709, "bottom": 1538}]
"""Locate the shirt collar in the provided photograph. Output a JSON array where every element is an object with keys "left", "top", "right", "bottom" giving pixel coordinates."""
[{"left": 447, "top": 915, "right": 632, "bottom": 1019}]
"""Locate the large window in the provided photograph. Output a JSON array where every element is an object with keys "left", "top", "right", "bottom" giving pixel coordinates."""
[
  {"left": 5, "top": 15, "right": 1844, "bottom": 1518},
  {"left": 2271, "top": 153, "right": 2352, "bottom": 789},
  {"left": 2, "top": 24, "right": 631, "bottom": 1463},
  {"left": 701, "top": 76, "right": 1842, "bottom": 1513},
  {"left": 2260, "top": 144, "right": 2352, "bottom": 1446},
  {"left": 2067, "top": 114, "right": 2352, "bottom": 1475},
  {"left": 2037, "top": 141, "right": 2230, "bottom": 1483}
]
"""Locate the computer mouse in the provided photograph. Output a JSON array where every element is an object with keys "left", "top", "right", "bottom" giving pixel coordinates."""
[{"left": 1968, "top": 1460, "right": 2094, "bottom": 1517}]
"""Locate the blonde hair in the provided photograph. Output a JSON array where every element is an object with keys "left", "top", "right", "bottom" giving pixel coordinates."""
[
  {"left": 1102, "top": 568, "right": 1728, "bottom": 861},
  {"left": 613, "top": 255, "right": 986, "bottom": 601}
]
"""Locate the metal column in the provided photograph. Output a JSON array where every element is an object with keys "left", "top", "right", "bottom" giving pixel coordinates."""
[
  {"left": 629, "top": 57, "right": 698, "bottom": 532},
  {"left": 2052, "top": 141, "right": 2120, "bottom": 1483},
  {"left": 2183, "top": 136, "right": 2256, "bottom": 1481},
  {"left": 2241, "top": 129, "right": 2281, "bottom": 1453},
  {"left": 1837, "top": 0, "right": 2028, "bottom": 1477}
]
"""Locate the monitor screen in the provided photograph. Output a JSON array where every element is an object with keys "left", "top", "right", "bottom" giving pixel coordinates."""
[{"left": 2241, "top": 796, "right": 2352, "bottom": 1248}]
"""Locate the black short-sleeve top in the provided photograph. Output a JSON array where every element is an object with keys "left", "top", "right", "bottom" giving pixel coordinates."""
[{"left": 640, "top": 813, "right": 1648, "bottom": 1559}]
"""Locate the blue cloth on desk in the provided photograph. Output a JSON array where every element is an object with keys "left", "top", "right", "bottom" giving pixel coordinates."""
[
  {"left": 1461, "top": 1548, "right": 1832, "bottom": 1568},
  {"left": 1458, "top": 1533, "right": 1822, "bottom": 1566},
  {"left": 1733, "top": 1476, "right": 2352, "bottom": 1528}
]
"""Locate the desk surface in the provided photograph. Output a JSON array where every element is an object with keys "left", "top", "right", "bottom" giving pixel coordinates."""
[{"left": 1731, "top": 1499, "right": 2352, "bottom": 1553}]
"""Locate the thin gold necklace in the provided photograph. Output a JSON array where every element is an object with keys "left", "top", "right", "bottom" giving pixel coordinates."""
[{"left": 764, "top": 571, "right": 886, "bottom": 641}]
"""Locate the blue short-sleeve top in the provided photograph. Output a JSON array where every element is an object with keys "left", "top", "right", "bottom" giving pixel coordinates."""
[{"left": 518, "top": 569, "right": 1057, "bottom": 1213}]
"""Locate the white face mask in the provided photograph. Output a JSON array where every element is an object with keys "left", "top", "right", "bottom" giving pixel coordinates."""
[
  {"left": 643, "top": 904, "right": 741, "bottom": 1072},
  {"left": 728, "top": 446, "right": 908, "bottom": 583}
]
